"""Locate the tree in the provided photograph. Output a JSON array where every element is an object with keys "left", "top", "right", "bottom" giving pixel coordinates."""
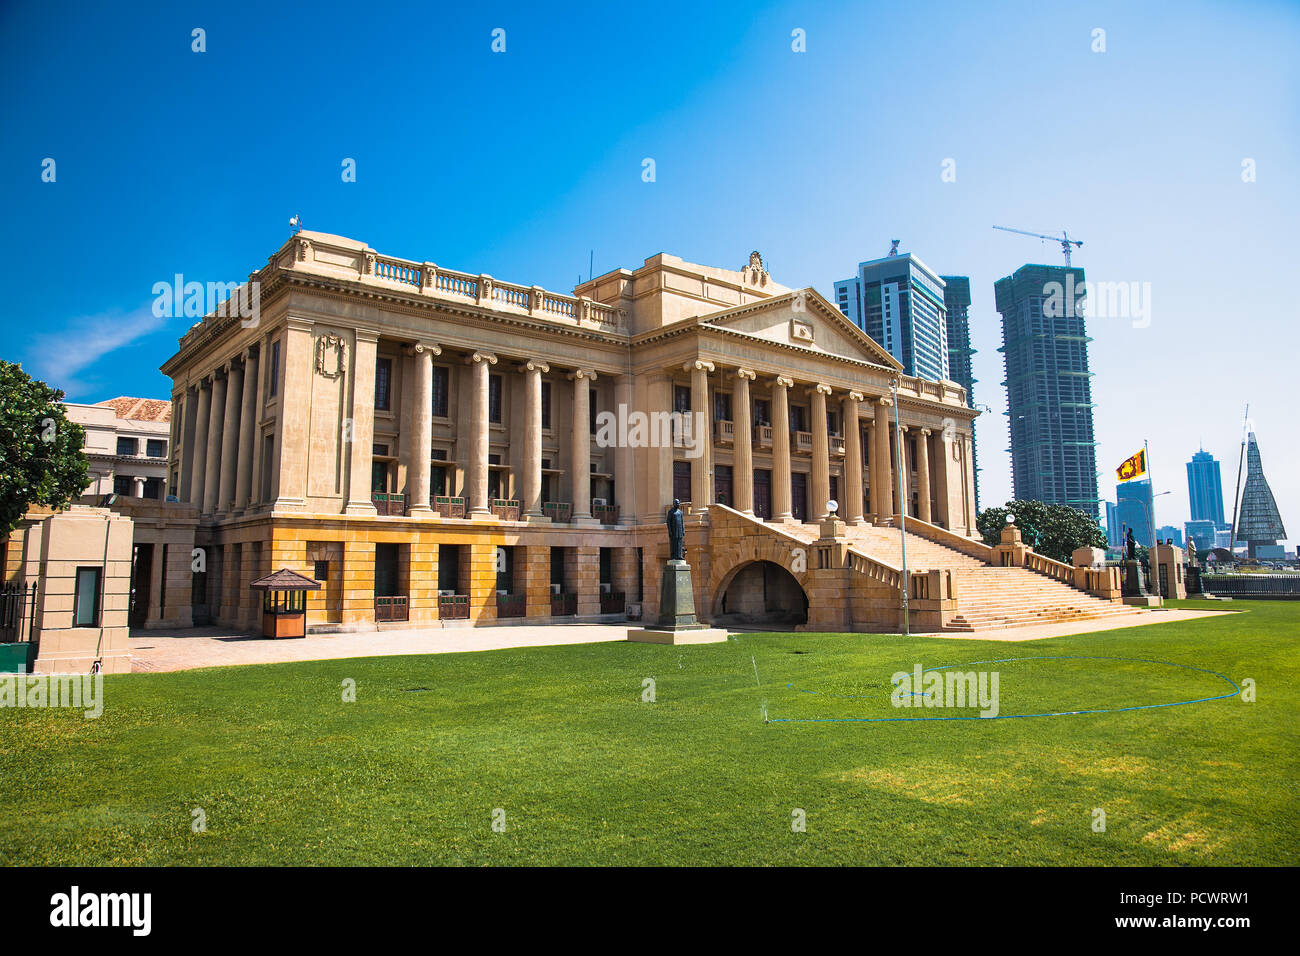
[
  {"left": 976, "top": 499, "right": 1107, "bottom": 564},
  {"left": 0, "top": 361, "right": 89, "bottom": 534}
]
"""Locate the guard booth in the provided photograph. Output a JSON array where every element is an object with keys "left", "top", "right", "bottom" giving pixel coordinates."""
[{"left": 250, "top": 568, "right": 321, "bottom": 638}]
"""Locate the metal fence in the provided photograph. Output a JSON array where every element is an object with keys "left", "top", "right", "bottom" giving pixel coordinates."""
[
  {"left": 1200, "top": 574, "right": 1300, "bottom": 598},
  {"left": 0, "top": 582, "right": 37, "bottom": 643}
]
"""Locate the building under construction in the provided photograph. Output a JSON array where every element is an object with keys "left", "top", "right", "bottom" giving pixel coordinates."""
[
  {"left": 940, "top": 275, "right": 979, "bottom": 509},
  {"left": 1234, "top": 432, "right": 1287, "bottom": 558},
  {"left": 994, "top": 264, "right": 1100, "bottom": 518}
]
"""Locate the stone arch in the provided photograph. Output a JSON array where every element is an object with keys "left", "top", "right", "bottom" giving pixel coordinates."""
[
  {"left": 706, "top": 535, "right": 812, "bottom": 627},
  {"left": 711, "top": 559, "right": 809, "bottom": 626}
]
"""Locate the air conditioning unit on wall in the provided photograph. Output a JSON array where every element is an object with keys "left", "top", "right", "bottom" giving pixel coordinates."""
[
  {"left": 437, "top": 589, "right": 456, "bottom": 597},
  {"left": 592, "top": 497, "right": 607, "bottom": 508},
  {"left": 550, "top": 583, "right": 562, "bottom": 595},
  {"left": 599, "top": 583, "right": 612, "bottom": 594}
]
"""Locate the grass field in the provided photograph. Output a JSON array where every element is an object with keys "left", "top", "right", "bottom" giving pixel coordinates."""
[{"left": 1, "top": 599, "right": 1296, "bottom": 865}]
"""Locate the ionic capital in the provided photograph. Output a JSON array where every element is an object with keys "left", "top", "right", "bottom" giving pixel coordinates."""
[
  {"left": 684, "top": 360, "right": 715, "bottom": 374},
  {"left": 519, "top": 361, "right": 550, "bottom": 374},
  {"left": 807, "top": 382, "right": 832, "bottom": 397},
  {"left": 468, "top": 351, "right": 498, "bottom": 366},
  {"left": 735, "top": 368, "right": 757, "bottom": 382},
  {"left": 568, "top": 368, "right": 597, "bottom": 382},
  {"left": 920, "top": 427, "right": 932, "bottom": 437},
  {"left": 774, "top": 375, "right": 794, "bottom": 390},
  {"left": 848, "top": 390, "right": 865, "bottom": 403},
  {"left": 407, "top": 341, "right": 442, "bottom": 357}
]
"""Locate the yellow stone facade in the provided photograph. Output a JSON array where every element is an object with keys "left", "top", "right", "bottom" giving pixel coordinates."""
[{"left": 159, "top": 232, "right": 980, "bottom": 632}]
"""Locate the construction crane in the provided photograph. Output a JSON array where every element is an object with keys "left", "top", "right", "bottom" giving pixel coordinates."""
[{"left": 992, "top": 225, "right": 1084, "bottom": 266}]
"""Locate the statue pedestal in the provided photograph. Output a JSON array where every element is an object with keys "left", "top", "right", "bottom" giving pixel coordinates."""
[{"left": 628, "top": 559, "right": 728, "bottom": 645}]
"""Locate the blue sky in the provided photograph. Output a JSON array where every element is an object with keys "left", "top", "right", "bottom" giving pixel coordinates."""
[{"left": 2, "top": 0, "right": 1297, "bottom": 543}]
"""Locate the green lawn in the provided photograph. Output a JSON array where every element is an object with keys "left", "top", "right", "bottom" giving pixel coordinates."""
[{"left": 2, "top": 599, "right": 1296, "bottom": 865}]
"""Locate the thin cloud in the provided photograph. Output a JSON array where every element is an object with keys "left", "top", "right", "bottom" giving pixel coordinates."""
[{"left": 23, "top": 303, "right": 172, "bottom": 400}]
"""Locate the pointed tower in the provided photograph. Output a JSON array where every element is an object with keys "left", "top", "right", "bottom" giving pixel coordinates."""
[{"left": 1235, "top": 433, "right": 1287, "bottom": 558}]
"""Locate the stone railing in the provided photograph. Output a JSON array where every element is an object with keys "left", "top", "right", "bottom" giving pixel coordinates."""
[
  {"left": 753, "top": 425, "right": 773, "bottom": 448},
  {"left": 899, "top": 516, "right": 996, "bottom": 562},
  {"left": 1025, "top": 550, "right": 1074, "bottom": 583},
  {"left": 266, "top": 236, "right": 629, "bottom": 337},
  {"left": 845, "top": 548, "right": 902, "bottom": 588},
  {"left": 715, "top": 420, "right": 735, "bottom": 444},
  {"left": 793, "top": 431, "right": 813, "bottom": 453}
]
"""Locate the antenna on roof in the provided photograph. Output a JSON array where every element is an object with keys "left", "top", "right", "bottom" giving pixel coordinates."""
[{"left": 888, "top": 239, "right": 901, "bottom": 257}]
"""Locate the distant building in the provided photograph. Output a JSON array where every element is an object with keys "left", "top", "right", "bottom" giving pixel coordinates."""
[
  {"left": 1156, "top": 525, "right": 1183, "bottom": 547},
  {"left": 1234, "top": 432, "right": 1287, "bottom": 558},
  {"left": 834, "top": 249, "right": 949, "bottom": 382},
  {"left": 1114, "top": 479, "right": 1154, "bottom": 546},
  {"left": 63, "top": 397, "right": 172, "bottom": 500},
  {"left": 994, "top": 264, "right": 1099, "bottom": 517},
  {"left": 1184, "top": 519, "right": 1218, "bottom": 553},
  {"left": 1104, "top": 500, "right": 1122, "bottom": 548},
  {"left": 1186, "top": 449, "right": 1226, "bottom": 526},
  {"left": 941, "top": 275, "right": 978, "bottom": 510}
]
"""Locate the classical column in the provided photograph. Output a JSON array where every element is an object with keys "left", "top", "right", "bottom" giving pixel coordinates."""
[
  {"left": 963, "top": 432, "right": 977, "bottom": 534},
  {"left": 202, "top": 370, "right": 226, "bottom": 514},
  {"left": 466, "top": 351, "right": 497, "bottom": 518},
  {"left": 916, "top": 427, "right": 933, "bottom": 523},
  {"left": 872, "top": 396, "right": 894, "bottom": 519},
  {"left": 685, "top": 360, "right": 714, "bottom": 511},
  {"left": 734, "top": 369, "right": 756, "bottom": 514},
  {"left": 771, "top": 376, "right": 793, "bottom": 520},
  {"left": 180, "top": 386, "right": 197, "bottom": 502},
  {"left": 614, "top": 374, "right": 635, "bottom": 524},
  {"left": 190, "top": 378, "right": 212, "bottom": 509},
  {"left": 570, "top": 368, "right": 597, "bottom": 522},
  {"left": 842, "top": 392, "right": 865, "bottom": 525},
  {"left": 809, "top": 383, "right": 832, "bottom": 521},
  {"left": 273, "top": 318, "right": 314, "bottom": 508},
  {"left": 345, "top": 329, "right": 380, "bottom": 515},
  {"left": 898, "top": 424, "right": 911, "bottom": 517},
  {"left": 520, "top": 360, "right": 548, "bottom": 520},
  {"left": 234, "top": 346, "right": 259, "bottom": 511},
  {"left": 217, "top": 358, "right": 243, "bottom": 514},
  {"left": 407, "top": 342, "right": 440, "bottom": 516},
  {"left": 132, "top": 476, "right": 145, "bottom": 498}
]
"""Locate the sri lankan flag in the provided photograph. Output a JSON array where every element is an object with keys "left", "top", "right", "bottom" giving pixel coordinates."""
[{"left": 1116, "top": 448, "right": 1147, "bottom": 482}]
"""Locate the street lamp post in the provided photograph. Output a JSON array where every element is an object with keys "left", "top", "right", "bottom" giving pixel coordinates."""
[{"left": 892, "top": 378, "right": 909, "bottom": 637}]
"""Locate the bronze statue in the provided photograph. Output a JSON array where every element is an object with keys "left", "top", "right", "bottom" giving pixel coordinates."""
[
  {"left": 666, "top": 498, "right": 686, "bottom": 561},
  {"left": 1125, "top": 528, "right": 1137, "bottom": 561}
]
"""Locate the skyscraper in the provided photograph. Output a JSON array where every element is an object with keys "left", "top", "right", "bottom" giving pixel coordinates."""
[
  {"left": 1235, "top": 432, "right": 1287, "bottom": 558},
  {"left": 834, "top": 249, "right": 949, "bottom": 381},
  {"left": 941, "top": 275, "right": 978, "bottom": 509},
  {"left": 994, "top": 264, "right": 1099, "bottom": 517},
  {"left": 1115, "top": 479, "right": 1154, "bottom": 546},
  {"left": 1186, "top": 448, "right": 1226, "bottom": 526}
]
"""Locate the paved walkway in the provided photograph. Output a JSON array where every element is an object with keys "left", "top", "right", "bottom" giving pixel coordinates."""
[
  {"left": 129, "top": 607, "right": 1236, "bottom": 672},
  {"left": 130, "top": 624, "right": 633, "bottom": 672}
]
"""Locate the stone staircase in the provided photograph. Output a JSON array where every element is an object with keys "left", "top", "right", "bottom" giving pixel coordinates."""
[{"left": 776, "top": 517, "right": 1134, "bottom": 633}]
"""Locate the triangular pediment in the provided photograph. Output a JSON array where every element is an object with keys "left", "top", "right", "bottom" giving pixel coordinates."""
[{"left": 697, "top": 289, "right": 902, "bottom": 370}]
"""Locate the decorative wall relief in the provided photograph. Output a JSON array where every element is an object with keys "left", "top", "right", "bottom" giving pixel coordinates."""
[{"left": 315, "top": 333, "right": 346, "bottom": 378}]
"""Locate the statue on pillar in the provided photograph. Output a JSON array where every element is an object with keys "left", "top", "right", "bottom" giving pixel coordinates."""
[
  {"left": 666, "top": 499, "right": 686, "bottom": 562},
  {"left": 1125, "top": 528, "right": 1137, "bottom": 561},
  {"left": 1187, "top": 537, "right": 1199, "bottom": 568}
]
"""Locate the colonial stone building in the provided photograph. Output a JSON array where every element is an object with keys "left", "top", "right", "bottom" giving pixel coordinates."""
[
  {"left": 64, "top": 397, "right": 172, "bottom": 500},
  {"left": 159, "top": 231, "right": 1124, "bottom": 633}
]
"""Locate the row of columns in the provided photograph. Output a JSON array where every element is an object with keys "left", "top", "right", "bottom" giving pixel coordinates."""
[
  {"left": 184, "top": 345, "right": 263, "bottom": 516},
  {"left": 683, "top": 366, "right": 942, "bottom": 526},
  {"left": 402, "top": 344, "right": 605, "bottom": 523}
]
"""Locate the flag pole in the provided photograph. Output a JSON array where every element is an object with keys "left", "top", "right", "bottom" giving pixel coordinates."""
[{"left": 1145, "top": 439, "right": 1160, "bottom": 601}]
